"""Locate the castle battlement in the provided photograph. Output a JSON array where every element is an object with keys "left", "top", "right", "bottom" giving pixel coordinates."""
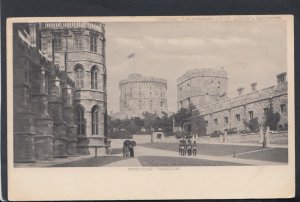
[
  {"left": 177, "top": 68, "right": 227, "bottom": 85},
  {"left": 40, "top": 22, "right": 104, "bottom": 33}
]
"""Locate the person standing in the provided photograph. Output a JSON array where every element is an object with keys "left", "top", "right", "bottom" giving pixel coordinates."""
[
  {"left": 223, "top": 129, "right": 228, "bottom": 143},
  {"left": 187, "top": 140, "right": 192, "bottom": 156},
  {"left": 192, "top": 141, "right": 197, "bottom": 156},
  {"left": 266, "top": 126, "right": 270, "bottom": 146},
  {"left": 259, "top": 124, "right": 264, "bottom": 144}
]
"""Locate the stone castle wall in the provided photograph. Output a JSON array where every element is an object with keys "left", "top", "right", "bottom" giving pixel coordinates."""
[
  {"left": 185, "top": 68, "right": 288, "bottom": 136},
  {"left": 118, "top": 74, "right": 168, "bottom": 118},
  {"left": 177, "top": 68, "right": 228, "bottom": 109},
  {"left": 13, "top": 22, "right": 107, "bottom": 163},
  {"left": 39, "top": 22, "right": 107, "bottom": 155}
]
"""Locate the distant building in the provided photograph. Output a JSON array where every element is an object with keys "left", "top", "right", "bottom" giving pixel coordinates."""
[
  {"left": 13, "top": 22, "right": 107, "bottom": 163},
  {"left": 113, "top": 74, "right": 168, "bottom": 119},
  {"left": 177, "top": 68, "right": 228, "bottom": 110},
  {"left": 177, "top": 68, "right": 288, "bottom": 136}
]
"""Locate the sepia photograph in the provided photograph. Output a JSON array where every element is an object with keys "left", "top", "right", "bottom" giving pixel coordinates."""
[
  {"left": 7, "top": 15, "right": 295, "bottom": 200},
  {"left": 13, "top": 18, "right": 289, "bottom": 167}
]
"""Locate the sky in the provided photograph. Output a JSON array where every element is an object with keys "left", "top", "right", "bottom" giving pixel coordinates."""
[{"left": 105, "top": 18, "right": 287, "bottom": 113}]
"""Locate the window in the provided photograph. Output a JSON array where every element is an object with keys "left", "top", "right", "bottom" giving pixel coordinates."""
[
  {"left": 53, "top": 36, "right": 62, "bottom": 52},
  {"left": 187, "top": 97, "right": 190, "bottom": 104},
  {"left": 160, "top": 100, "right": 163, "bottom": 108},
  {"left": 92, "top": 106, "right": 99, "bottom": 135},
  {"left": 74, "top": 65, "right": 84, "bottom": 88},
  {"left": 90, "top": 35, "right": 97, "bottom": 52},
  {"left": 76, "top": 106, "right": 85, "bottom": 135},
  {"left": 280, "top": 104, "right": 286, "bottom": 113},
  {"left": 218, "top": 81, "right": 220, "bottom": 88},
  {"left": 236, "top": 114, "right": 240, "bottom": 122},
  {"left": 91, "top": 67, "right": 98, "bottom": 89},
  {"left": 224, "top": 117, "right": 228, "bottom": 124},
  {"left": 214, "top": 119, "right": 218, "bottom": 125},
  {"left": 74, "top": 33, "right": 82, "bottom": 50},
  {"left": 138, "top": 100, "right": 142, "bottom": 109},
  {"left": 24, "top": 60, "right": 29, "bottom": 84},
  {"left": 249, "top": 111, "right": 254, "bottom": 119},
  {"left": 205, "top": 121, "right": 208, "bottom": 127},
  {"left": 263, "top": 108, "right": 269, "bottom": 115},
  {"left": 149, "top": 100, "right": 153, "bottom": 109}
]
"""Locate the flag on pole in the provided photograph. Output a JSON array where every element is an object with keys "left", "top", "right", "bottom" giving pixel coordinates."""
[{"left": 128, "top": 52, "right": 135, "bottom": 59}]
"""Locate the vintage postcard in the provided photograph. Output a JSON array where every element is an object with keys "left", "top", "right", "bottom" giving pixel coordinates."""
[{"left": 7, "top": 15, "right": 295, "bottom": 200}]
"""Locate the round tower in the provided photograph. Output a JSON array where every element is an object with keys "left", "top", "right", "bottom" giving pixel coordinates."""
[
  {"left": 119, "top": 74, "right": 168, "bottom": 117},
  {"left": 177, "top": 68, "right": 228, "bottom": 110}
]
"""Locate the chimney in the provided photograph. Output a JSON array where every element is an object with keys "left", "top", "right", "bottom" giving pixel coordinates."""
[
  {"left": 237, "top": 87, "right": 244, "bottom": 96},
  {"left": 251, "top": 82, "right": 257, "bottom": 92},
  {"left": 277, "top": 72, "right": 287, "bottom": 84}
]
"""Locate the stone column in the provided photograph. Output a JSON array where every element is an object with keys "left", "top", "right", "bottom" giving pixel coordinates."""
[
  {"left": 31, "top": 67, "right": 54, "bottom": 160},
  {"left": 14, "top": 86, "right": 36, "bottom": 163},
  {"left": 13, "top": 56, "right": 36, "bottom": 163},
  {"left": 62, "top": 82, "right": 77, "bottom": 156},
  {"left": 48, "top": 75, "right": 68, "bottom": 158}
]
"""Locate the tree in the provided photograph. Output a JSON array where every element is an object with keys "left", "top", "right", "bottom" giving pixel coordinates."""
[
  {"left": 265, "top": 105, "right": 281, "bottom": 130},
  {"left": 143, "top": 111, "right": 156, "bottom": 133},
  {"left": 174, "top": 103, "right": 196, "bottom": 132},
  {"left": 191, "top": 109, "right": 207, "bottom": 136},
  {"left": 243, "top": 117, "right": 260, "bottom": 132}
]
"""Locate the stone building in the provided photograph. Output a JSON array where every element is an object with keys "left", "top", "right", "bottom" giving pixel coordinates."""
[
  {"left": 13, "top": 22, "right": 107, "bottom": 163},
  {"left": 177, "top": 68, "right": 288, "bottom": 136},
  {"left": 116, "top": 74, "right": 168, "bottom": 118},
  {"left": 177, "top": 68, "right": 228, "bottom": 110}
]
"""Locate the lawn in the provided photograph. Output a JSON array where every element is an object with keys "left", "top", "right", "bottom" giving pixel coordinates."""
[
  {"left": 141, "top": 142, "right": 263, "bottom": 156},
  {"left": 237, "top": 148, "right": 288, "bottom": 163},
  {"left": 51, "top": 156, "right": 128, "bottom": 167},
  {"left": 138, "top": 156, "right": 247, "bottom": 166}
]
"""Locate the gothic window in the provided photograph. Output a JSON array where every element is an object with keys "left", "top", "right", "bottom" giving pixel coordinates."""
[
  {"left": 74, "top": 33, "right": 82, "bottom": 50},
  {"left": 45, "top": 73, "right": 49, "bottom": 94},
  {"left": 280, "top": 104, "right": 286, "bottom": 113},
  {"left": 74, "top": 65, "right": 84, "bottom": 89},
  {"left": 90, "top": 35, "right": 97, "bottom": 52},
  {"left": 24, "top": 60, "right": 30, "bottom": 84},
  {"left": 224, "top": 117, "right": 228, "bottom": 124},
  {"left": 149, "top": 100, "right": 153, "bottom": 109},
  {"left": 160, "top": 100, "right": 163, "bottom": 108},
  {"left": 91, "top": 66, "right": 98, "bottom": 89},
  {"left": 76, "top": 105, "right": 85, "bottom": 135},
  {"left": 236, "top": 114, "right": 240, "bottom": 122},
  {"left": 53, "top": 35, "right": 62, "bottom": 52},
  {"left": 249, "top": 111, "right": 254, "bottom": 119},
  {"left": 92, "top": 105, "right": 99, "bottom": 135}
]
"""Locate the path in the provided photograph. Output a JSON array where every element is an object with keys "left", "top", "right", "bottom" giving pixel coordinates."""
[{"left": 104, "top": 145, "right": 285, "bottom": 166}]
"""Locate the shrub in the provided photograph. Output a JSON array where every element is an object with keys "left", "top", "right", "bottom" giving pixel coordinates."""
[
  {"left": 227, "top": 128, "right": 238, "bottom": 134},
  {"left": 175, "top": 131, "right": 191, "bottom": 139},
  {"left": 210, "top": 130, "right": 224, "bottom": 138}
]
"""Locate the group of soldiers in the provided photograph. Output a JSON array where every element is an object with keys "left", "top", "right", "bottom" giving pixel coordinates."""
[{"left": 178, "top": 138, "right": 197, "bottom": 156}]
